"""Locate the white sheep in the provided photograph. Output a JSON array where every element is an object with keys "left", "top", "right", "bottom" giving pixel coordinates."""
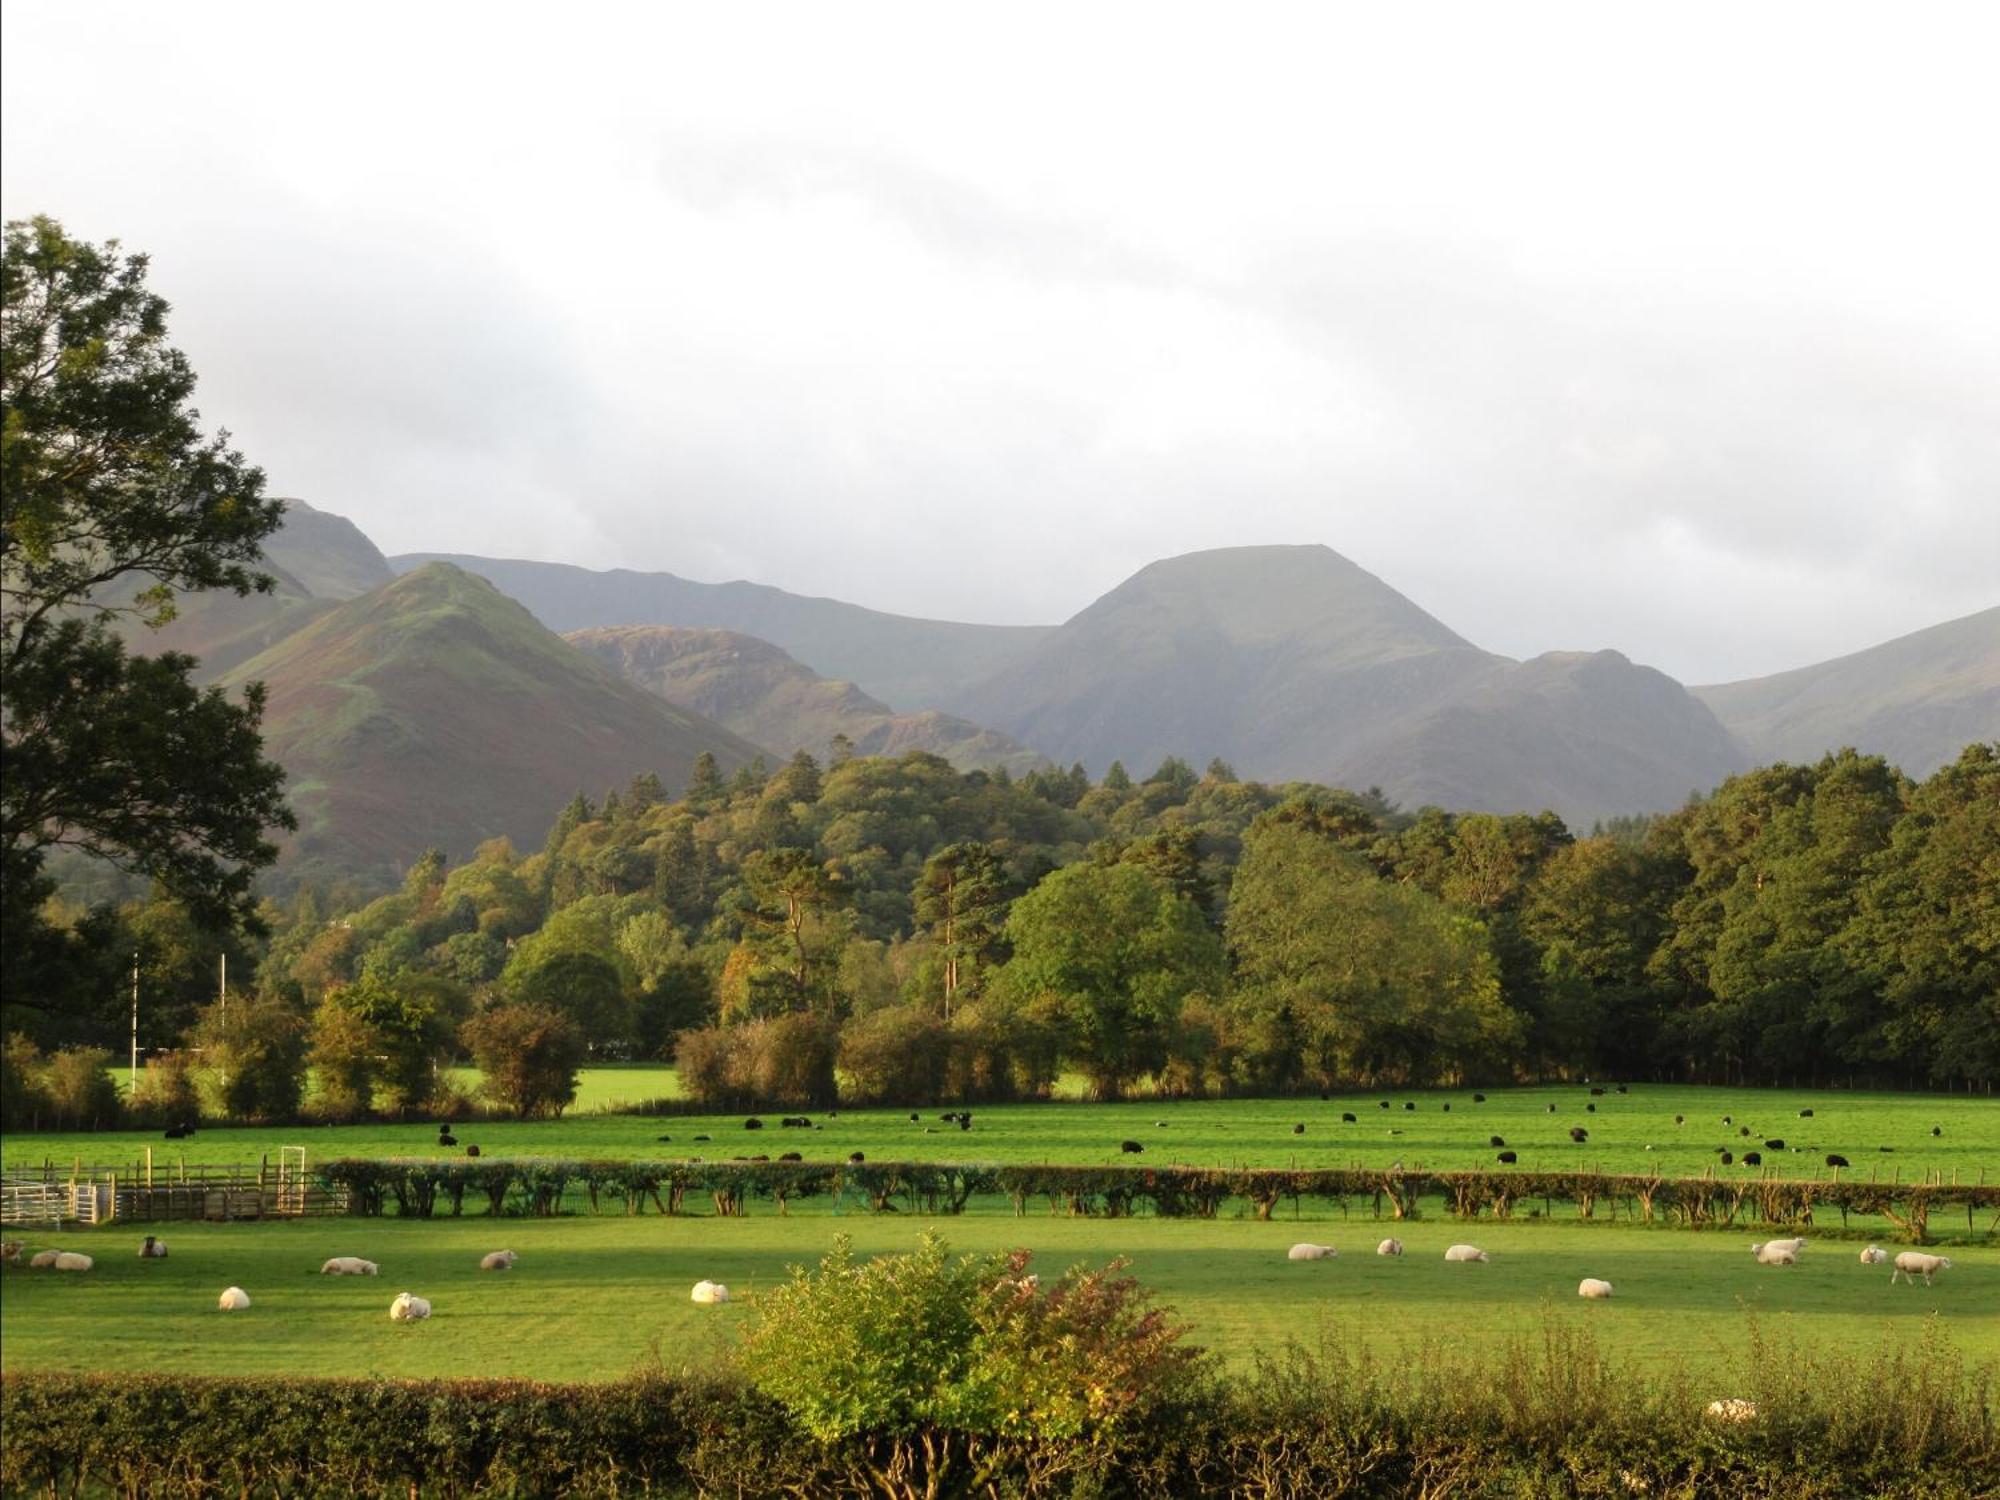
[
  {"left": 1706, "top": 1398, "right": 1759, "bottom": 1423},
  {"left": 1443, "top": 1244, "right": 1490, "bottom": 1263},
  {"left": 1859, "top": 1245, "right": 1888, "bottom": 1265},
  {"left": 320, "top": 1256, "right": 378, "bottom": 1276},
  {"left": 1376, "top": 1238, "right": 1403, "bottom": 1257},
  {"left": 388, "top": 1292, "right": 432, "bottom": 1321},
  {"left": 1751, "top": 1236, "right": 1806, "bottom": 1258},
  {"left": 138, "top": 1236, "right": 169, "bottom": 1258},
  {"left": 1752, "top": 1244, "right": 1797, "bottom": 1267},
  {"left": 53, "top": 1252, "right": 93, "bottom": 1272},
  {"left": 28, "top": 1250, "right": 61, "bottom": 1269},
  {"left": 1577, "top": 1278, "right": 1615, "bottom": 1299},
  {"left": 218, "top": 1286, "right": 251, "bottom": 1311},
  {"left": 479, "top": 1250, "right": 517, "bottom": 1271},
  {"left": 1890, "top": 1252, "right": 1953, "bottom": 1286},
  {"left": 1287, "top": 1243, "right": 1337, "bottom": 1261},
  {"left": 690, "top": 1280, "right": 730, "bottom": 1305}
]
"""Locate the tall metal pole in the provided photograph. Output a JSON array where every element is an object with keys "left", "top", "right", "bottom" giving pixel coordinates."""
[{"left": 130, "top": 950, "right": 140, "bottom": 1095}]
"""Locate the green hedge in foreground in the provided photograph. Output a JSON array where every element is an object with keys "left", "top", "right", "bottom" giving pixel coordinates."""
[
  {"left": 6, "top": 1339, "right": 1994, "bottom": 1499},
  {"left": 314, "top": 1156, "right": 2000, "bottom": 1241}
]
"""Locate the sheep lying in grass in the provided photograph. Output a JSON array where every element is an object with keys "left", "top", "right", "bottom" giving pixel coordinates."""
[
  {"left": 321, "top": 1256, "right": 378, "bottom": 1276},
  {"left": 1859, "top": 1246, "right": 1889, "bottom": 1265},
  {"left": 1577, "top": 1278, "right": 1614, "bottom": 1299},
  {"left": 1706, "top": 1398, "right": 1758, "bottom": 1423},
  {"left": 1891, "top": 1252, "right": 1953, "bottom": 1286},
  {"left": 53, "top": 1252, "right": 93, "bottom": 1271},
  {"left": 1287, "top": 1243, "right": 1336, "bottom": 1261},
  {"left": 1751, "top": 1242, "right": 1798, "bottom": 1267},
  {"left": 28, "top": 1250, "right": 60, "bottom": 1269},
  {"left": 388, "top": 1292, "right": 431, "bottom": 1321},
  {"left": 138, "top": 1236, "right": 168, "bottom": 1258},
  {"left": 1376, "top": 1238, "right": 1403, "bottom": 1257},
  {"left": 690, "top": 1280, "right": 730, "bottom": 1305},
  {"left": 218, "top": 1286, "right": 250, "bottom": 1311},
  {"left": 1443, "top": 1244, "right": 1490, "bottom": 1263},
  {"left": 479, "top": 1250, "right": 516, "bottom": 1271}
]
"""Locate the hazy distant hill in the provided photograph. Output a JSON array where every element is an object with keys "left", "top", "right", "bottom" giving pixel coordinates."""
[
  {"left": 1343, "top": 649, "right": 1749, "bottom": 823},
  {"left": 390, "top": 553, "right": 1051, "bottom": 712},
  {"left": 133, "top": 499, "right": 394, "bottom": 680},
  {"left": 218, "top": 564, "right": 759, "bottom": 886},
  {"left": 955, "top": 545, "right": 1747, "bottom": 826},
  {"left": 1695, "top": 607, "right": 2000, "bottom": 777},
  {"left": 567, "top": 625, "right": 1045, "bottom": 774}
]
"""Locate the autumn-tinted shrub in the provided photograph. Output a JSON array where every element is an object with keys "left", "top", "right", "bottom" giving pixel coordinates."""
[
  {"left": 461, "top": 1002, "right": 585, "bottom": 1118},
  {"left": 837, "top": 1002, "right": 950, "bottom": 1105},
  {"left": 127, "top": 1048, "right": 202, "bottom": 1128},
  {"left": 37, "top": 1045, "right": 124, "bottom": 1130}
]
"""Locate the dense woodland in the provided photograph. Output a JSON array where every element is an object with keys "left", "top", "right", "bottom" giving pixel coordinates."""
[{"left": 6, "top": 738, "right": 1994, "bottom": 1124}]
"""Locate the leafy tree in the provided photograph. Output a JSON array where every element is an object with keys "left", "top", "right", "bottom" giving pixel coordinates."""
[
  {"left": 314, "top": 973, "right": 459, "bottom": 1114},
  {"left": 307, "top": 998, "right": 378, "bottom": 1119},
  {"left": 912, "top": 842, "right": 1011, "bottom": 1017},
  {"left": 996, "top": 862, "right": 1222, "bottom": 1099},
  {"left": 1519, "top": 837, "right": 1672, "bottom": 1076},
  {"left": 1842, "top": 743, "right": 2000, "bottom": 1084},
  {"left": 652, "top": 818, "right": 715, "bottom": 930},
  {"left": 128, "top": 1047, "right": 202, "bottom": 1127},
  {"left": 1, "top": 217, "right": 292, "bottom": 981},
  {"left": 189, "top": 996, "right": 306, "bottom": 1120},
  {"left": 461, "top": 1003, "right": 585, "bottom": 1117},
  {"left": 506, "top": 948, "right": 632, "bottom": 1051},
  {"left": 1226, "top": 816, "right": 1516, "bottom": 1088},
  {"left": 37, "top": 1045, "right": 125, "bottom": 1130},
  {"left": 836, "top": 1001, "right": 951, "bottom": 1104},
  {"left": 685, "top": 750, "right": 725, "bottom": 805},
  {"left": 737, "top": 847, "right": 849, "bottom": 1014},
  {"left": 0, "top": 1034, "right": 52, "bottom": 1130}
]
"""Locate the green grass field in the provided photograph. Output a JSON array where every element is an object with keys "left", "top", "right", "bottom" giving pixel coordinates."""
[
  {"left": 14, "top": 1082, "right": 1994, "bottom": 1187},
  {"left": 3, "top": 1209, "right": 1993, "bottom": 1386},
  {"left": 7, "top": 1086, "right": 1992, "bottom": 1389}
]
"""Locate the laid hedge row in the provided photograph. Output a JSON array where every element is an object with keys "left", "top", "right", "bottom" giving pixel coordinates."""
[
  {"left": 313, "top": 1157, "right": 2000, "bottom": 1240},
  {"left": 4, "top": 1364, "right": 1992, "bottom": 1499}
]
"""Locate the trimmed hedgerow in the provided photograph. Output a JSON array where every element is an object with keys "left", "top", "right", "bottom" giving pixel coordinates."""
[
  {"left": 3, "top": 1313, "right": 1993, "bottom": 1499},
  {"left": 312, "top": 1156, "right": 2000, "bottom": 1242}
]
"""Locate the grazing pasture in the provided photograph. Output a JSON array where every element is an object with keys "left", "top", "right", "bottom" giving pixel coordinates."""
[
  {"left": 3, "top": 1212, "right": 1994, "bottom": 1385},
  {"left": 8, "top": 1083, "right": 1994, "bottom": 1182}
]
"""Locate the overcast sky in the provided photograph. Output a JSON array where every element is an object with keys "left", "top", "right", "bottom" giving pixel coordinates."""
[{"left": 5, "top": 2, "right": 1996, "bottom": 683}]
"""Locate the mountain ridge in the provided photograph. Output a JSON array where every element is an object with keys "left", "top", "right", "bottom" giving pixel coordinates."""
[
  {"left": 218, "top": 562, "right": 760, "bottom": 885},
  {"left": 566, "top": 624, "right": 1046, "bottom": 774},
  {"left": 390, "top": 552, "right": 1052, "bottom": 712}
]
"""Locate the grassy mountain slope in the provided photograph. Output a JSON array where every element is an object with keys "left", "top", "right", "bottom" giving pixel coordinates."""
[
  {"left": 390, "top": 552, "right": 1051, "bottom": 712},
  {"left": 566, "top": 625, "right": 1045, "bottom": 774},
  {"left": 219, "top": 564, "right": 760, "bottom": 886},
  {"left": 1694, "top": 607, "right": 2000, "bottom": 777},
  {"left": 956, "top": 545, "right": 1746, "bottom": 825},
  {"left": 135, "top": 499, "right": 393, "bottom": 680}
]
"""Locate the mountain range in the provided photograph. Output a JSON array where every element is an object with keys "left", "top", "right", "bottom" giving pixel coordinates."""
[
  {"left": 565, "top": 626, "right": 1045, "bottom": 775},
  {"left": 121, "top": 501, "right": 1994, "bottom": 886}
]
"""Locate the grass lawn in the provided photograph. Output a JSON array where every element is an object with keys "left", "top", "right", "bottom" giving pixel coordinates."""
[
  {"left": 13, "top": 1084, "right": 1995, "bottom": 1191},
  {"left": 4, "top": 1209, "right": 1994, "bottom": 1387}
]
